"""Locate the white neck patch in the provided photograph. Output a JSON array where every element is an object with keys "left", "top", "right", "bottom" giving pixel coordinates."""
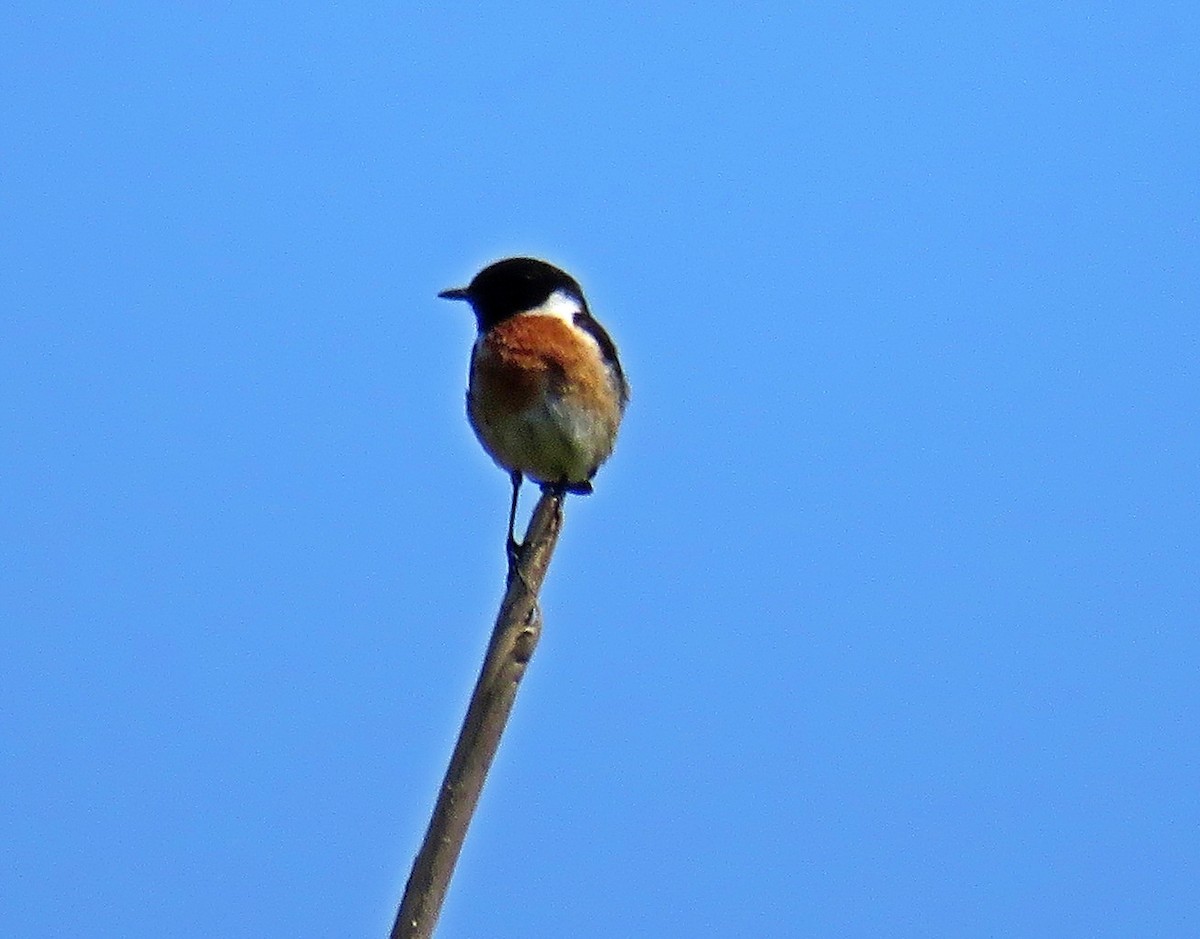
[{"left": 526, "top": 288, "right": 583, "bottom": 324}]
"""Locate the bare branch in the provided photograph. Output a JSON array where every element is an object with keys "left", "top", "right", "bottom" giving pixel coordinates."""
[{"left": 391, "top": 490, "right": 565, "bottom": 939}]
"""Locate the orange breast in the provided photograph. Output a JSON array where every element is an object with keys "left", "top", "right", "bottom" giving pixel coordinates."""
[
  {"left": 471, "top": 315, "right": 616, "bottom": 419},
  {"left": 467, "top": 314, "right": 624, "bottom": 483}
]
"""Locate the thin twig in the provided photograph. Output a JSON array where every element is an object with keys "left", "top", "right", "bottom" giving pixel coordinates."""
[{"left": 390, "top": 490, "right": 565, "bottom": 939}]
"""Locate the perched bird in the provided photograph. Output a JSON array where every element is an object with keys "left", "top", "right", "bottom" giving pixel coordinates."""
[{"left": 439, "top": 257, "right": 629, "bottom": 565}]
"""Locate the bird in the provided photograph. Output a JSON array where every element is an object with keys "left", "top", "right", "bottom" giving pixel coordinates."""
[{"left": 439, "top": 257, "right": 629, "bottom": 569}]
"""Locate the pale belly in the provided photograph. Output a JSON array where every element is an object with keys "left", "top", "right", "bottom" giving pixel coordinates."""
[{"left": 470, "top": 389, "right": 618, "bottom": 486}]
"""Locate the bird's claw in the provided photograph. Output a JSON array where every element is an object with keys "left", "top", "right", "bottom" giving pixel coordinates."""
[{"left": 506, "top": 536, "right": 524, "bottom": 582}]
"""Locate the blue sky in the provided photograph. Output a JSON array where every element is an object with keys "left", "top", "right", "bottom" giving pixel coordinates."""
[{"left": 3, "top": 4, "right": 1197, "bottom": 936}]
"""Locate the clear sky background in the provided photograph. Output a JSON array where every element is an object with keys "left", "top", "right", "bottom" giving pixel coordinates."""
[{"left": 3, "top": 4, "right": 1197, "bottom": 937}]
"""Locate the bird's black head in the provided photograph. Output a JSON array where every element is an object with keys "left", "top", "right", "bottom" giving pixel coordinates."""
[{"left": 439, "top": 257, "right": 586, "bottom": 331}]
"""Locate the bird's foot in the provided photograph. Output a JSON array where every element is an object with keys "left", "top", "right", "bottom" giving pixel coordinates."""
[
  {"left": 506, "top": 535, "right": 534, "bottom": 593},
  {"left": 541, "top": 478, "right": 593, "bottom": 497}
]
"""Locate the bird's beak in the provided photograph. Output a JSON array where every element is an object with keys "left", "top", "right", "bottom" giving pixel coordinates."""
[{"left": 438, "top": 287, "right": 470, "bottom": 301}]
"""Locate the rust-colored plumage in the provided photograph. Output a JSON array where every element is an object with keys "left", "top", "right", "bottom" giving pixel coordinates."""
[
  {"left": 440, "top": 257, "right": 627, "bottom": 566},
  {"left": 469, "top": 314, "right": 623, "bottom": 488}
]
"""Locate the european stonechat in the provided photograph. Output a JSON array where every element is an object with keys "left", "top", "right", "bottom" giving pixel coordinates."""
[{"left": 439, "top": 257, "right": 629, "bottom": 565}]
